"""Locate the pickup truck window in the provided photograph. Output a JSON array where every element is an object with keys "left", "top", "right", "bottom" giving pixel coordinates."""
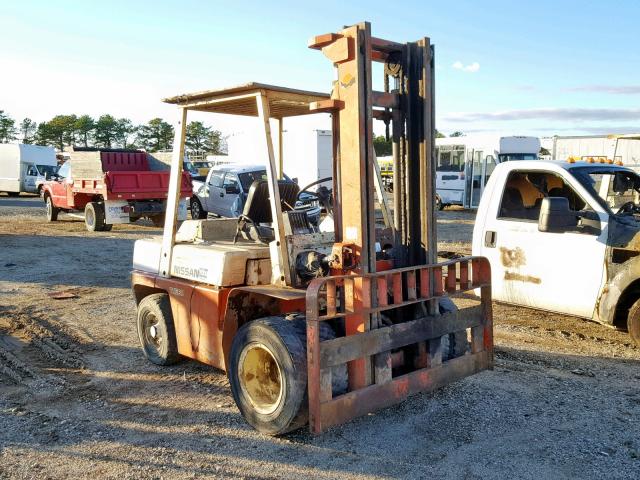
[
  {"left": 238, "top": 170, "right": 268, "bottom": 191},
  {"left": 572, "top": 168, "right": 640, "bottom": 214},
  {"left": 209, "top": 170, "right": 224, "bottom": 188},
  {"left": 498, "top": 170, "right": 586, "bottom": 221},
  {"left": 223, "top": 173, "right": 240, "bottom": 189}
]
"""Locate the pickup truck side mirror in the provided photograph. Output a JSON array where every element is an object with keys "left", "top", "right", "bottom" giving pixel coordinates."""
[
  {"left": 538, "top": 197, "right": 578, "bottom": 233},
  {"left": 225, "top": 185, "right": 240, "bottom": 195}
]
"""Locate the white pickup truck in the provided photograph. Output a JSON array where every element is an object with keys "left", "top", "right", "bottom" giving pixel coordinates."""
[{"left": 472, "top": 159, "right": 640, "bottom": 346}]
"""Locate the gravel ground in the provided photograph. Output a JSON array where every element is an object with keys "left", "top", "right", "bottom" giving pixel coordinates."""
[{"left": 1, "top": 194, "right": 639, "bottom": 479}]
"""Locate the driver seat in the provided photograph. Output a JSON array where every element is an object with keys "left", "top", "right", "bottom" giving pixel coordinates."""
[{"left": 234, "top": 179, "right": 300, "bottom": 243}]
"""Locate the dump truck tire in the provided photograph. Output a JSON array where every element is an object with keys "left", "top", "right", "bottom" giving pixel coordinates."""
[
  {"left": 136, "top": 293, "right": 179, "bottom": 366},
  {"left": 439, "top": 297, "right": 469, "bottom": 360},
  {"left": 627, "top": 298, "right": 640, "bottom": 347},
  {"left": 45, "top": 195, "right": 58, "bottom": 222},
  {"left": 190, "top": 197, "right": 207, "bottom": 219},
  {"left": 85, "top": 202, "right": 109, "bottom": 232},
  {"left": 151, "top": 214, "right": 166, "bottom": 227},
  {"left": 229, "top": 316, "right": 347, "bottom": 435}
]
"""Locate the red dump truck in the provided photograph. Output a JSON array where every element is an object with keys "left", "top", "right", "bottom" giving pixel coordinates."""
[{"left": 42, "top": 149, "right": 191, "bottom": 231}]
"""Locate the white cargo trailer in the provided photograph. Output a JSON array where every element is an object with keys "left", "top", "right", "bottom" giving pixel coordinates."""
[
  {"left": 551, "top": 134, "right": 640, "bottom": 168},
  {"left": 226, "top": 128, "right": 332, "bottom": 191},
  {"left": 0, "top": 144, "right": 58, "bottom": 195},
  {"left": 282, "top": 129, "right": 332, "bottom": 190}
]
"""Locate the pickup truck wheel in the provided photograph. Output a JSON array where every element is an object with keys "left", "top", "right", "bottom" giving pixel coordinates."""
[
  {"left": 85, "top": 202, "right": 108, "bottom": 232},
  {"left": 137, "top": 293, "right": 179, "bottom": 366},
  {"left": 627, "top": 299, "right": 640, "bottom": 346},
  {"left": 190, "top": 197, "right": 207, "bottom": 219},
  {"left": 436, "top": 195, "right": 444, "bottom": 211},
  {"left": 45, "top": 195, "right": 59, "bottom": 221}
]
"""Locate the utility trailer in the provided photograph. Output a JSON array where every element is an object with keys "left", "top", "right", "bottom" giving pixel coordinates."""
[
  {"left": 131, "top": 22, "right": 493, "bottom": 435},
  {"left": 42, "top": 149, "right": 192, "bottom": 231}
]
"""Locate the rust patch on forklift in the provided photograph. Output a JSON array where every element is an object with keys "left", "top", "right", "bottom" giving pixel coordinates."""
[
  {"left": 504, "top": 271, "right": 541, "bottom": 284},
  {"left": 499, "top": 247, "right": 526, "bottom": 268}
]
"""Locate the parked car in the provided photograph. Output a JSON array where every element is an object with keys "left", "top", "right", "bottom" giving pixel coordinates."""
[{"left": 190, "top": 163, "right": 321, "bottom": 223}]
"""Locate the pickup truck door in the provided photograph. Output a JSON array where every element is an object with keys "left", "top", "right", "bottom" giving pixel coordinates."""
[
  {"left": 205, "top": 170, "right": 225, "bottom": 215},
  {"left": 219, "top": 173, "right": 241, "bottom": 217},
  {"left": 477, "top": 168, "right": 607, "bottom": 319},
  {"left": 49, "top": 163, "right": 72, "bottom": 208}
]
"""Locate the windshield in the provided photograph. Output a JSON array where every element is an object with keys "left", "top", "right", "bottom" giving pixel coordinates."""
[
  {"left": 572, "top": 167, "right": 640, "bottom": 213},
  {"left": 498, "top": 153, "right": 538, "bottom": 162},
  {"left": 37, "top": 165, "right": 58, "bottom": 176}
]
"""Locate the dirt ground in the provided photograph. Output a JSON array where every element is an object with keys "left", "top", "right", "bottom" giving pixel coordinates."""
[{"left": 1, "top": 194, "right": 639, "bottom": 479}]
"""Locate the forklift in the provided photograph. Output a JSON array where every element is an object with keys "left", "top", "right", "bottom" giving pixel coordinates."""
[{"left": 131, "top": 22, "right": 493, "bottom": 435}]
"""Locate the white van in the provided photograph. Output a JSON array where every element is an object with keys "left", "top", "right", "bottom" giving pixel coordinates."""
[
  {"left": 436, "top": 135, "right": 540, "bottom": 209},
  {"left": 0, "top": 144, "right": 58, "bottom": 195}
]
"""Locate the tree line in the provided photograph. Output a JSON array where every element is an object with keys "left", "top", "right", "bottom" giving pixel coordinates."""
[{"left": 0, "top": 110, "right": 225, "bottom": 154}]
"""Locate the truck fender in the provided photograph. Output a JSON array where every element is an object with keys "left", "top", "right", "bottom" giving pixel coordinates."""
[
  {"left": 597, "top": 255, "right": 640, "bottom": 328},
  {"left": 220, "top": 287, "right": 306, "bottom": 369}
]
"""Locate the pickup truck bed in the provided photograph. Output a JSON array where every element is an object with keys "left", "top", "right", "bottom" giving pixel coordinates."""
[{"left": 72, "top": 170, "right": 191, "bottom": 200}]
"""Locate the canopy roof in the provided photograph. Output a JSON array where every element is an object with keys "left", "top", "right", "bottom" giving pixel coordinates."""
[{"left": 163, "top": 82, "right": 329, "bottom": 119}]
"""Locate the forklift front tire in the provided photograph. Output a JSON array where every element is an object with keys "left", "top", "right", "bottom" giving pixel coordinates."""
[
  {"left": 627, "top": 298, "right": 640, "bottom": 346},
  {"left": 229, "top": 317, "right": 309, "bottom": 435},
  {"left": 137, "top": 293, "right": 179, "bottom": 366}
]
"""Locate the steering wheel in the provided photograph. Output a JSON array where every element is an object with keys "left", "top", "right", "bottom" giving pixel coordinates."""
[
  {"left": 297, "top": 177, "right": 332, "bottom": 200},
  {"left": 297, "top": 177, "right": 333, "bottom": 215},
  {"left": 617, "top": 201, "right": 638, "bottom": 214}
]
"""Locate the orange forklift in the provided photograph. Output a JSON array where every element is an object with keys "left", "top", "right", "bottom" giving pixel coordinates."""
[{"left": 131, "top": 22, "right": 493, "bottom": 435}]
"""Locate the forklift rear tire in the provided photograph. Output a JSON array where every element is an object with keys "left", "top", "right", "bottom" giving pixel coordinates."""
[
  {"left": 229, "top": 316, "right": 346, "bottom": 435},
  {"left": 627, "top": 298, "right": 640, "bottom": 347},
  {"left": 137, "top": 293, "right": 179, "bottom": 366},
  {"left": 85, "top": 202, "right": 108, "bottom": 232},
  {"left": 45, "top": 195, "right": 59, "bottom": 222}
]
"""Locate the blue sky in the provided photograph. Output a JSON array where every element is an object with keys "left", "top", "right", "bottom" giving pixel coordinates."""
[{"left": 1, "top": 0, "right": 640, "bottom": 137}]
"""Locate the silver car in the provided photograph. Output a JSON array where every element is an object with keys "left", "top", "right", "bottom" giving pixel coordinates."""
[{"left": 189, "top": 164, "right": 321, "bottom": 223}]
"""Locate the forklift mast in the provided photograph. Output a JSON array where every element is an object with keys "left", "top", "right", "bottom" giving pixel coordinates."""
[
  {"left": 305, "top": 22, "right": 493, "bottom": 433},
  {"left": 310, "top": 21, "right": 437, "bottom": 273}
]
